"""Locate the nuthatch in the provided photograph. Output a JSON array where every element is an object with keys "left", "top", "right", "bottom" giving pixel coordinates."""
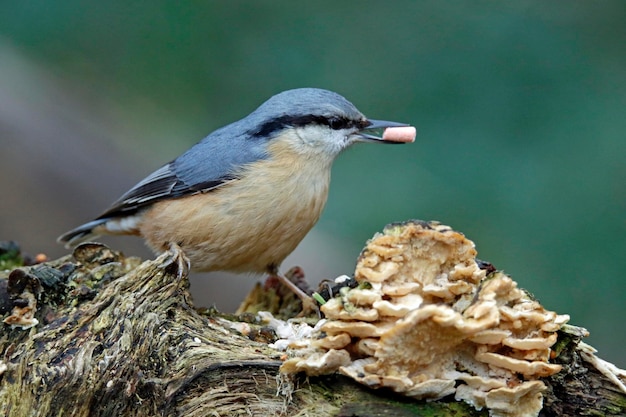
[{"left": 58, "top": 88, "right": 415, "bottom": 307}]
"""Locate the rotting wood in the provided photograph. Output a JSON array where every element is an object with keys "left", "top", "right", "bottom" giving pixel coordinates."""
[{"left": 0, "top": 229, "right": 624, "bottom": 416}]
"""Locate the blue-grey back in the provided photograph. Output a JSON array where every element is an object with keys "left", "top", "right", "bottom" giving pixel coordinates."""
[{"left": 95, "top": 88, "right": 361, "bottom": 219}]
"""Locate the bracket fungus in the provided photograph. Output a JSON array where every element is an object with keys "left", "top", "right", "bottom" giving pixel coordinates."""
[{"left": 280, "top": 221, "right": 569, "bottom": 417}]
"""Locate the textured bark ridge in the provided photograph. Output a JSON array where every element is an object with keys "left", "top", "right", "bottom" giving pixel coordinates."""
[{"left": 0, "top": 222, "right": 624, "bottom": 417}]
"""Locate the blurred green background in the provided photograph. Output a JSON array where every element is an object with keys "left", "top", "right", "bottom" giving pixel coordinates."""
[{"left": 1, "top": 2, "right": 624, "bottom": 366}]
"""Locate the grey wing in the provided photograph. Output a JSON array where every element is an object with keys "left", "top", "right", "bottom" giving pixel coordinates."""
[
  {"left": 96, "top": 124, "right": 268, "bottom": 220},
  {"left": 94, "top": 163, "right": 224, "bottom": 219}
]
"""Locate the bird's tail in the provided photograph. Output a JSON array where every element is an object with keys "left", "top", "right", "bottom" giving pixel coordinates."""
[
  {"left": 57, "top": 219, "right": 109, "bottom": 249},
  {"left": 58, "top": 214, "right": 142, "bottom": 249}
]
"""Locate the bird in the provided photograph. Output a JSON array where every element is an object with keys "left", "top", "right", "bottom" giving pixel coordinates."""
[{"left": 58, "top": 88, "right": 415, "bottom": 309}]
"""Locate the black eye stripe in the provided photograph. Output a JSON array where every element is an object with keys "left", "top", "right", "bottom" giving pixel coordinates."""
[
  {"left": 325, "top": 116, "right": 349, "bottom": 130},
  {"left": 251, "top": 115, "right": 368, "bottom": 137}
]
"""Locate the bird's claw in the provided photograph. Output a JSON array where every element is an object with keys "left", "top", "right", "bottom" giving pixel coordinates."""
[{"left": 159, "top": 242, "right": 190, "bottom": 279}]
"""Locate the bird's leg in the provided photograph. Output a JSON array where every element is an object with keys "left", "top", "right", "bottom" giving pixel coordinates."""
[
  {"left": 269, "top": 266, "right": 319, "bottom": 316},
  {"left": 282, "top": 266, "right": 313, "bottom": 295},
  {"left": 159, "top": 242, "right": 191, "bottom": 279}
]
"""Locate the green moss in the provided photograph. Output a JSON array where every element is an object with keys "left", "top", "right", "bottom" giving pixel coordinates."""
[
  {"left": 335, "top": 398, "right": 488, "bottom": 417},
  {"left": 0, "top": 241, "right": 23, "bottom": 271}
]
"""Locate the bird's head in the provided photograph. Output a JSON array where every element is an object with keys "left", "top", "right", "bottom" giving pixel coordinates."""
[{"left": 245, "top": 88, "right": 415, "bottom": 160}]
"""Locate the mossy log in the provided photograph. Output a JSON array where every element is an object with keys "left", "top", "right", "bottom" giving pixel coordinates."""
[{"left": 0, "top": 235, "right": 624, "bottom": 416}]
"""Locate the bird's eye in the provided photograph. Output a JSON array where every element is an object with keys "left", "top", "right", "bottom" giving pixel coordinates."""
[{"left": 327, "top": 117, "right": 346, "bottom": 130}]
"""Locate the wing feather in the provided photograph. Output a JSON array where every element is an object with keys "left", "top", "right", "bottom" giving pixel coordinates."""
[
  {"left": 95, "top": 163, "right": 231, "bottom": 219},
  {"left": 95, "top": 118, "right": 269, "bottom": 220}
]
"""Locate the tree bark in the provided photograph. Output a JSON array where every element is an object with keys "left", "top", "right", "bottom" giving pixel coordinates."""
[{"left": 0, "top": 240, "right": 624, "bottom": 416}]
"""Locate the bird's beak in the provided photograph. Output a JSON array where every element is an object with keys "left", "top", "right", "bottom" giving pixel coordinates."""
[{"left": 355, "top": 119, "right": 416, "bottom": 144}]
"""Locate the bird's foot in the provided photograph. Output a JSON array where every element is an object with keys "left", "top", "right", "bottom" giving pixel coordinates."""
[{"left": 159, "top": 242, "right": 190, "bottom": 279}]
